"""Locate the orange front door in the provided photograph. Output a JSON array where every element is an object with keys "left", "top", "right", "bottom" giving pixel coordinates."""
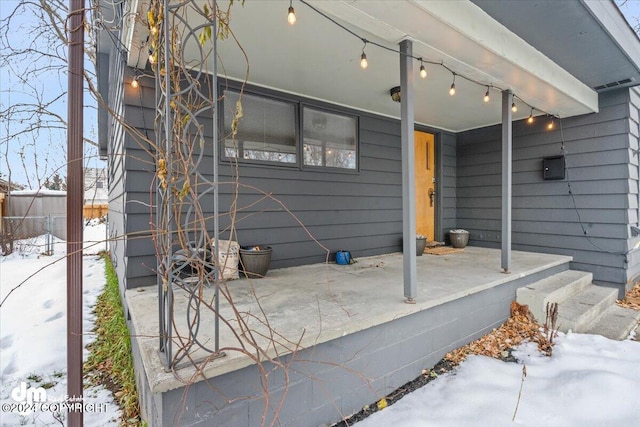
[{"left": 415, "top": 131, "right": 435, "bottom": 240}]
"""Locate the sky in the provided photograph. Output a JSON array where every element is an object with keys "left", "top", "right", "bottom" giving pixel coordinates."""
[{"left": 0, "top": 0, "right": 103, "bottom": 189}]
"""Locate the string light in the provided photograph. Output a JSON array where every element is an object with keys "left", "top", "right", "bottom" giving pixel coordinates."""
[
  {"left": 360, "top": 52, "right": 368, "bottom": 69},
  {"left": 483, "top": 87, "right": 490, "bottom": 103},
  {"left": 360, "top": 41, "right": 368, "bottom": 69},
  {"left": 547, "top": 117, "right": 555, "bottom": 130},
  {"left": 449, "top": 74, "right": 456, "bottom": 96},
  {"left": 131, "top": 76, "right": 139, "bottom": 89},
  {"left": 527, "top": 108, "right": 534, "bottom": 124},
  {"left": 287, "top": 0, "right": 296, "bottom": 25},
  {"left": 511, "top": 102, "right": 517, "bottom": 113},
  {"left": 419, "top": 60, "right": 427, "bottom": 79}
]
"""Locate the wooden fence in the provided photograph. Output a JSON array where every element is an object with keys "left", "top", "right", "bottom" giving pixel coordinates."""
[{"left": 83, "top": 204, "right": 108, "bottom": 219}]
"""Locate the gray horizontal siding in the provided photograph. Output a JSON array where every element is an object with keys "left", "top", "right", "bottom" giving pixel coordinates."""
[
  {"left": 105, "top": 40, "right": 129, "bottom": 295},
  {"left": 456, "top": 89, "right": 633, "bottom": 291},
  {"left": 113, "top": 71, "right": 458, "bottom": 287},
  {"left": 439, "top": 132, "right": 457, "bottom": 239},
  {"left": 219, "top": 112, "right": 404, "bottom": 269},
  {"left": 625, "top": 86, "right": 640, "bottom": 294},
  {"left": 111, "top": 70, "right": 461, "bottom": 286}
]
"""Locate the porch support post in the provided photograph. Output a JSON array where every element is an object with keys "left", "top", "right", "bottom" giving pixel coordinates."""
[
  {"left": 501, "top": 90, "right": 513, "bottom": 272},
  {"left": 400, "top": 39, "right": 417, "bottom": 302}
]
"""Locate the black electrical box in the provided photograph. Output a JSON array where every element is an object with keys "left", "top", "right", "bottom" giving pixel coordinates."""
[{"left": 543, "top": 155, "right": 565, "bottom": 180}]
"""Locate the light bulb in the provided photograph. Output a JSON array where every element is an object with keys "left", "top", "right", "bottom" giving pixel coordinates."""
[
  {"left": 131, "top": 77, "right": 139, "bottom": 89},
  {"left": 483, "top": 90, "right": 490, "bottom": 103},
  {"left": 419, "top": 64, "right": 427, "bottom": 79},
  {"left": 287, "top": 6, "right": 296, "bottom": 25},
  {"left": 360, "top": 52, "right": 368, "bottom": 69},
  {"left": 449, "top": 83, "right": 456, "bottom": 96},
  {"left": 547, "top": 120, "right": 554, "bottom": 130},
  {"left": 527, "top": 115, "right": 534, "bottom": 124},
  {"left": 511, "top": 102, "right": 517, "bottom": 113}
]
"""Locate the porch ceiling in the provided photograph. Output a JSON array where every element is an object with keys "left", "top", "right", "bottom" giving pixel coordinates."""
[{"left": 122, "top": 0, "right": 623, "bottom": 132}]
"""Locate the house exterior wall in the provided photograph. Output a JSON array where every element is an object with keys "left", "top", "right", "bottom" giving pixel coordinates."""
[
  {"left": 103, "top": 36, "right": 129, "bottom": 295},
  {"left": 107, "top": 63, "right": 640, "bottom": 297},
  {"left": 84, "top": 167, "right": 108, "bottom": 205},
  {"left": 625, "top": 86, "right": 640, "bottom": 294},
  {"left": 109, "top": 69, "right": 455, "bottom": 289},
  {"left": 457, "top": 89, "right": 640, "bottom": 295}
]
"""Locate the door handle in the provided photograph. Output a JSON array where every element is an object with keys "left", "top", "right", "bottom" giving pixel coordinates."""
[{"left": 428, "top": 188, "right": 435, "bottom": 207}]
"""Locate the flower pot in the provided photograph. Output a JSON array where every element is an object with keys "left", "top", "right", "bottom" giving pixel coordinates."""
[
  {"left": 239, "top": 246, "right": 272, "bottom": 278},
  {"left": 449, "top": 230, "right": 469, "bottom": 248},
  {"left": 416, "top": 237, "right": 427, "bottom": 256}
]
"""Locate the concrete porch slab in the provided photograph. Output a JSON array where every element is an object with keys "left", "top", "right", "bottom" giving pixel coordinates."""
[{"left": 125, "top": 247, "right": 571, "bottom": 394}]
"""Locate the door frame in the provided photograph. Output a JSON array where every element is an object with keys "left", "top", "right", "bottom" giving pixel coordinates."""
[{"left": 415, "top": 126, "right": 443, "bottom": 242}]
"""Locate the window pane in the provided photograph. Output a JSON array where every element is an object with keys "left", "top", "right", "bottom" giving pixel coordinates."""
[
  {"left": 303, "top": 107, "right": 356, "bottom": 169},
  {"left": 223, "top": 90, "right": 297, "bottom": 164}
]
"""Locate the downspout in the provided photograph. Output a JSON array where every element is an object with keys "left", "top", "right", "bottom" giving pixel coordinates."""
[{"left": 66, "top": 0, "right": 85, "bottom": 425}]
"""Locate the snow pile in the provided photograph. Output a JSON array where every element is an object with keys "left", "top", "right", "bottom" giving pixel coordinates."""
[
  {"left": 357, "top": 333, "right": 640, "bottom": 426},
  {"left": 0, "top": 222, "right": 120, "bottom": 426}
]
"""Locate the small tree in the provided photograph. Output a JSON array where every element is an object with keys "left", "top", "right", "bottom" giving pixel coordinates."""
[{"left": 43, "top": 172, "right": 66, "bottom": 191}]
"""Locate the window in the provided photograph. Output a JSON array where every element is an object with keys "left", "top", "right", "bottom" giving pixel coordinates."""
[
  {"left": 221, "top": 86, "right": 359, "bottom": 170},
  {"left": 303, "top": 107, "right": 357, "bottom": 170},
  {"left": 223, "top": 89, "right": 297, "bottom": 164}
]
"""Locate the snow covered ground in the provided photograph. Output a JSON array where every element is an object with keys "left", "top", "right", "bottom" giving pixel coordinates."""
[
  {"left": 0, "top": 221, "right": 120, "bottom": 426},
  {"left": 357, "top": 332, "right": 640, "bottom": 427}
]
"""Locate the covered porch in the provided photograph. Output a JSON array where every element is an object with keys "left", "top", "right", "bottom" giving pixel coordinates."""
[{"left": 126, "top": 247, "right": 571, "bottom": 425}]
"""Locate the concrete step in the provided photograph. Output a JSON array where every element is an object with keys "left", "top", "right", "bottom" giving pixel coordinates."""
[
  {"left": 556, "top": 285, "right": 618, "bottom": 333},
  {"left": 584, "top": 305, "right": 640, "bottom": 340},
  {"left": 516, "top": 270, "right": 593, "bottom": 323}
]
